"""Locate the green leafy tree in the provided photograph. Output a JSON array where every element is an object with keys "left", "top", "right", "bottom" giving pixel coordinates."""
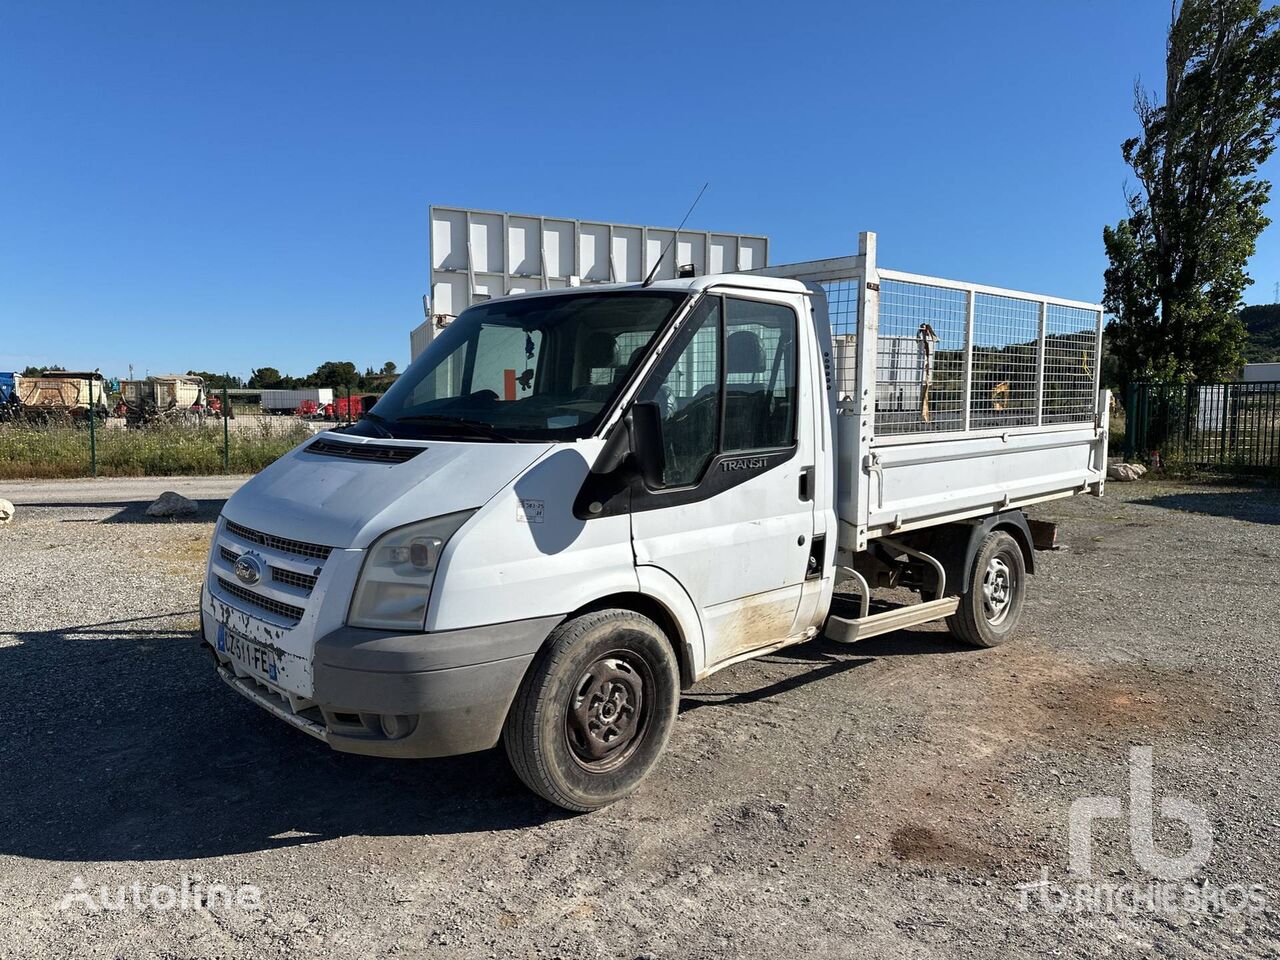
[
  {"left": 1103, "top": 0, "right": 1280, "bottom": 390},
  {"left": 21, "top": 365, "right": 64, "bottom": 376},
  {"left": 187, "top": 370, "right": 243, "bottom": 390},
  {"left": 306, "top": 361, "right": 360, "bottom": 389},
  {"left": 247, "top": 366, "right": 285, "bottom": 389},
  {"left": 381, "top": 361, "right": 397, "bottom": 376}
]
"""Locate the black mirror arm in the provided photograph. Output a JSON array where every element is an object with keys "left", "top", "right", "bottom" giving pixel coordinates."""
[{"left": 590, "top": 416, "right": 632, "bottom": 476}]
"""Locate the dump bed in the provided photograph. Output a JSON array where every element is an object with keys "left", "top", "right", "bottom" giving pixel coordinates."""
[
  {"left": 755, "top": 233, "right": 1108, "bottom": 552},
  {"left": 16, "top": 372, "right": 104, "bottom": 413}
]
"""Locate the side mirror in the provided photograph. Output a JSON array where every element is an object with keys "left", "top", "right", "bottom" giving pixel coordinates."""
[{"left": 628, "top": 401, "right": 666, "bottom": 489}]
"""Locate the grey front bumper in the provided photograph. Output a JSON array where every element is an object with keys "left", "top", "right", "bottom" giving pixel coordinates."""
[{"left": 209, "top": 614, "right": 562, "bottom": 759}]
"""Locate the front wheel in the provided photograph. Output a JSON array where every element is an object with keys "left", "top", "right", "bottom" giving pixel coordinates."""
[
  {"left": 503, "top": 609, "right": 680, "bottom": 812},
  {"left": 946, "top": 530, "right": 1027, "bottom": 648}
]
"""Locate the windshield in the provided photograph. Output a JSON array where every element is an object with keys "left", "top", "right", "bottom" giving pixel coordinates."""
[{"left": 367, "top": 290, "right": 688, "bottom": 441}]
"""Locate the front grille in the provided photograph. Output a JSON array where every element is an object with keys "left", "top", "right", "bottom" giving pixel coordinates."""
[
  {"left": 306, "top": 438, "right": 424, "bottom": 464},
  {"left": 272, "top": 567, "right": 318, "bottom": 591},
  {"left": 219, "top": 545, "right": 318, "bottom": 593},
  {"left": 216, "top": 577, "right": 305, "bottom": 623},
  {"left": 224, "top": 519, "right": 332, "bottom": 561}
]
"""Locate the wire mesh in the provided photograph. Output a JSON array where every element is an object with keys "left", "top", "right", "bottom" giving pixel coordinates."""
[
  {"left": 970, "top": 292, "right": 1039, "bottom": 429},
  {"left": 760, "top": 260, "right": 1102, "bottom": 437},
  {"left": 1043, "top": 304, "right": 1099, "bottom": 424},
  {"left": 819, "top": 279, "right": 861, "bottom": 401},
  {"left": 876, "top": 279, "right": 967, "bottom": 435}
]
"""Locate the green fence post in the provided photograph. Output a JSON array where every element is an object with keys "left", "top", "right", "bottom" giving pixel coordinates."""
[
  {"left": 1220, "top": 383, "right": 1230, "bottom": 468},
  {"left": 1123, "top": 384, "right": 1137, "bottom": 460},
  {"left": 222, "top": 385, "right": 230, "bottom": 474},
  {"left": 87, "top": 375, "right": 98, "bottom": 478}
]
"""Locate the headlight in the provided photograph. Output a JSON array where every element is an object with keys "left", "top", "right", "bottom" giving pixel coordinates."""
[{"left": 347, "top": 511, "right": 475, "bottom": 631}]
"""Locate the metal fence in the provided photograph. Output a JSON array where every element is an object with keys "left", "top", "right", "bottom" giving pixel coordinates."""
[
  {"left": 0, "top": 385, "right": 367, "bottom": 479},
  {"left": 872, "top": 275, "right": 1104, "bottom": 439},
  {"left": 756, "top": 251, "right": 1105, "bottom": 440},
  {"left": 1123, "top": 380, "right": 1280, "bottom": 475}
]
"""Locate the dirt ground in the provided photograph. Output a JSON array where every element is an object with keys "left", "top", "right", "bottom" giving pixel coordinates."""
[{"left": 1, "top": 479, "right": 1278, "bottom": 958}]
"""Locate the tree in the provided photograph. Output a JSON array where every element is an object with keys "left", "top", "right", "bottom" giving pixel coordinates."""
[
  {"left": 1103, "top": 0, "right": 1280, "bottom": 390},
  {"left": 21, "top": 365, "right": 63, "bottom": 376},
  {"left": 381, "top": 361, "right": 397, "bottom": 376},
  {"left": 187, "top": 370, "right": 243, "bottom": 390},
  {"left": 247, "top": 367, "right": 285, "bottom": 389},
  {"left": 306, "top": 361, "right": 360, "bottom": 389}
]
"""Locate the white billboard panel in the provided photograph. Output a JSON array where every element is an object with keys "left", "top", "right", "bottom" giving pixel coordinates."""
[{"left": 427, "top": 205, "right": 769, "bottom": 322}]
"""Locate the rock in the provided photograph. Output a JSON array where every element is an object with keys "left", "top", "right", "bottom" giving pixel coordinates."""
[
  {"left": 0, "top": 498, "right": 13, "bottom": 524},
  {"left": 1107, "top": 463, "right": 1143, "bottom": 482},
  {"left": 145, "top": 491, "right": 198, "bottom": 518}
]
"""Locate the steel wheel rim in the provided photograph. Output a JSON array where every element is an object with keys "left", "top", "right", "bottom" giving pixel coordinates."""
[
  {"left": 566, "top": 650, "right": 653, "bottom": 772},
  {"left": 981, "top": 553, "right": 1016, "bottom": 625}
]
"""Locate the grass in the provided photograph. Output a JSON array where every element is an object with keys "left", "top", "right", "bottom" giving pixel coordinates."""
[{"left": 0, "top": 420, "right": 313, "bottom": 479}]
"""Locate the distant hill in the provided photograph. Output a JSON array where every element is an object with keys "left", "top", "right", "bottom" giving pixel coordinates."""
[{"left": 1243, "top": 303, "right": 1280, "bottom": 364}]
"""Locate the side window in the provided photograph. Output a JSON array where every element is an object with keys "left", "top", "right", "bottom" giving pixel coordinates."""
[
  {"left": 723, "top": 298, "right": 798, "bottom": 452},
  {"left": 637, "top": 296, "right": 721, "bottom": 487}
]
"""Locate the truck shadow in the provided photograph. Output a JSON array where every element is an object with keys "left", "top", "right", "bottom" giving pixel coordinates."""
[
  {"left": 679, "top": 629, "right": 969, "bottom": 714},
  {"left": 0, "top": 615, "right": 564, "bottom": 864},
  {"left": 1, "top": 614, "right": 973, "bottom": 863},
  {"left": 1132, "top": 489, "right": 1280, "bottom": 525}
]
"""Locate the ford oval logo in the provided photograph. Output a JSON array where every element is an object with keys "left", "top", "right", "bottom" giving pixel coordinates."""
[{"left": 234, "top": 553, "right": 263, "bottom": 586}]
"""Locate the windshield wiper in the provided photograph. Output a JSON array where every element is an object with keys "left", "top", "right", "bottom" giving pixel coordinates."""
[{"left": 392, "top": 414, "right": 515, "bottom": 442}]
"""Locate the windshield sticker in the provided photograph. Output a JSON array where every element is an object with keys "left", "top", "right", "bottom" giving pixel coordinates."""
[{"left": 517, "top": 499, "right": 545, "bottom": 524}]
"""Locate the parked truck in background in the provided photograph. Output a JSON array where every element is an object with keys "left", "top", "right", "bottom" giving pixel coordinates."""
[
  {"left": 322, "top": 394, "right": 374, "bottom": 421},
  {"left": 0, "top": 372, "right": 18, "bottom": 419},
  {"left": 261, "top": 388, "right": 334, "bottom": 415},
  {"left": 119, "top": 374, "right": 207, "bottom": 425},
  {"left": 201, "top": 231, "right": 1108, "bottom": 811},
  {"left": 15, "top": 370, "right": 108, "bottom": 421}
]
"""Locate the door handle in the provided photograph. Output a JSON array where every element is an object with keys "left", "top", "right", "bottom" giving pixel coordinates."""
[{"left": 798, "top": 465, "right": 814, "bottom": 502}]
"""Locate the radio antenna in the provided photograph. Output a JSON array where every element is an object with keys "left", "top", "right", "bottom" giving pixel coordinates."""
[{"left": 642, "top": 182, "right": 709, "bottom": 287}]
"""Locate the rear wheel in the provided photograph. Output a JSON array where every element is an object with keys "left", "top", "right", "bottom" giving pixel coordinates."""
[
  {"left": 503, "top": 609, "right": 680, "bottom": 811},
  {"left": 946, "top": 530, "right": 1026, "bottom": 648}
]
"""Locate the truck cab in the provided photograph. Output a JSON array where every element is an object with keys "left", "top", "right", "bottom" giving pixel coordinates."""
[{"left": 203, "top": 240, "right": 1108, "bottom": 811}]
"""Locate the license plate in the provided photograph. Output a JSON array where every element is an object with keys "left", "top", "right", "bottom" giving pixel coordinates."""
[{"left": 216, "top": 623, "right": 279, "bottom": 684}]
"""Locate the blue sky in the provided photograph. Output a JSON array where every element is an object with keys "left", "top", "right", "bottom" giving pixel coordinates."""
[{"left": 2, "top": 0, "right": 1277, "bottom": 379}]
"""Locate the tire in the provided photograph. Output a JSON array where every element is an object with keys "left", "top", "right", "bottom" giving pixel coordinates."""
[
  {"left": 946, "top": 530, "right": 1027, "bottom": 648},
  {"left": 503, "top": 609, "right": 680, "bottom": 812}
]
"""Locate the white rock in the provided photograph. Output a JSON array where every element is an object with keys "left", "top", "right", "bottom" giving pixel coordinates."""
[
  {"left": 1107, "top": 463, "right": 1143, "bottom": 482},
  {"left": 0, "top": 498, "right": 13, "bottom": 524},
  {"left": 145, "top": 491, "right": 198, "bottom": 518}
]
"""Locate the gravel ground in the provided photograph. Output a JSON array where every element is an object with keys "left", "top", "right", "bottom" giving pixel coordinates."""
[{"left": 1, "top": 479, "right": 1278, "bottom": 958}]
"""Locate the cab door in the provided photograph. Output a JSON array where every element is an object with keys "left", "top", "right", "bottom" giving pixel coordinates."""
[{"left": 629, "top": 291, "right": 817, "bottom": 669}]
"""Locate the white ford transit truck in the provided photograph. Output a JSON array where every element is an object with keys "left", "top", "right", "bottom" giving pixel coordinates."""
[{"left": 202, "top": 232, "right": 1108, "bottom": 811}]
